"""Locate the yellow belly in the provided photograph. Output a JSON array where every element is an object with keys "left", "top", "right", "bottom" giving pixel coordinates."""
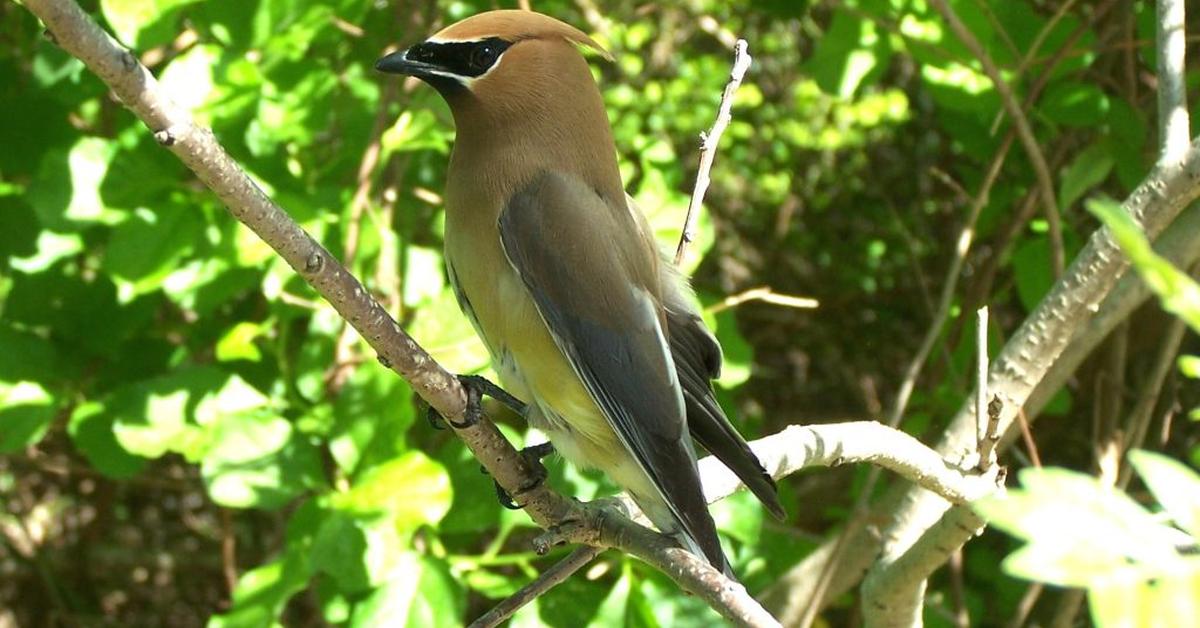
[{"left": 444, "top": 227, "right": 633, "bottom": 476}]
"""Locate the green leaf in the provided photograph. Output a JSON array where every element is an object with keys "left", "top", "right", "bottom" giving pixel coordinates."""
[
  {"left": 977, "top": 467, "right": 1183, "bottom": 587},
  {"left": 0, "top": 381, "right": 55, "bottom": 453},
  {"left": 380, "top": 109, "right": 453, "bottom": 158},
  {"left": 216, "top": 322, "right": 265, "bottom": 362},
  {"left": 1058, "top": 141, "right": 1114, "bottom": 210},
  {"left": 403, "top": 246, "right": 446, "bottom": 308},
  {"left": 463, "top": 568, "right": 524, "bottom": 599},
  {"left": 111, "top": 367, "right": 264, "bottom": 460},
  {"left": 28, "top": 137, "right": 126, "bottom": 231},
  {"left": 406, "top": 288, "right": 492, "bottom": 374},
  {"left": 104, "top": 205, "right": 205, "bottom": 300},
  {"left": 350, "top": 553, "right": 464, "bottom": 627},
  {"left": 68, "top": 402, "right": 147, "bottom": 478},
  {"left": 806, "top": 13, "right": 886, "bottom": 98},
  {"left": 328, "top": 360, "right": 415, "bottom": 474},
  {"left": 100, "top": 0, "right": 202, "bottom": 47},
  {"left": 1011, "top": 236, "right": 1055, "bottom": 312},
  {"left": 711, "top": 490, "right": 762, "bottom": 546},
  {"left": 0, "top": 324, "right": 61, "bottom": 387},
  {"left": 331, "top": 452, "right": 452, "bottom": 530},
  {"left": 201, "top": 409, "right": 325, "bottom": 509},
  {"left": 1179, "top": 355, "right": 1200, "bottom": 379},
  {"left": 1088, "top": 561, "right": 1200, "bottom": 628},
  {"left": 591, "top": 567, "right": 633, "bottom": 626},
  {"left": 1088, "top": 198, "right": 1200, "bottom": 332},
  {"left": 208, "top": 543, "right": 314, "bottom": 628},
  {"left": 312, "top": 512, "right": 372, "bottom": 592},
  {"left": 159, "top": 44, "right": 219, "bottom": 114},
  {"left": 1040, "top": 82, "right": 1111, "bottom": 127},
  {"left": 0, "top": 196, "right": 39, "bottom": 264},
  {"left": 1128, "top": 450, "right": 1200, "bottom": 538}
]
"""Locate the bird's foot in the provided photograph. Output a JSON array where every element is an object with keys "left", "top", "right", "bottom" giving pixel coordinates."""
[
  {"left": 492, "top": 441, "right": 556, "bottom": 510},
  {"left": 532, "top": 497, "right": 627, "bottom": 554},
  {"left": 425, "top": 374, "right": 527, "bottom": 430}
]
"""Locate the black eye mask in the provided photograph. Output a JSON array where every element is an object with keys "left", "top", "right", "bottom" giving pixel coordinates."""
[{"left": 406, "top": 37, "right": 513, "bottom": 79}]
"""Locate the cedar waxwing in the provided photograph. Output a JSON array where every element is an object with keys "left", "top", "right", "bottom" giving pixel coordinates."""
[{"left": 376, "top": 10, "right": 783, "bottom": 574}]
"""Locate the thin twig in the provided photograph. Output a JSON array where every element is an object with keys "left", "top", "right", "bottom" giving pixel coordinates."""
[
  {"left": 1117, "top": 318, "right": 1188, "bottom": 486},
  {"left": 220, "top": 509, "right": 238, "bottom": 596},
  {"left": 928, "top": 0, "right": 1064, "bottom": 277},
  {"left": 1014, "top": 409, "right": 1042, "bottom": 468},
  {"left": 1006, "top": 582, "right": 1044, "bottom": 628},
  {"left": 989, "top": 0, "right": 1081, "bottom": 135},
  {"left": 1157, "top": 0, "right": 1189, "bottom": 161},
  {"left": 975, "top": 307, "right": 990, "bottom": 468},
  {"left": 885, "top": 135, "right": 1013, "bottom": 428},
  {"left": 674, "top": 39, "right": 751, "bottom": 266},
  {"left": 948, "top": 549, "right": 970, "bottom": 628},
  {"left": 706, "top": 286, "right": 819, "bottom": 313},
  {"left": 469, "top": 547, "right": 604, "bottom": 628}
]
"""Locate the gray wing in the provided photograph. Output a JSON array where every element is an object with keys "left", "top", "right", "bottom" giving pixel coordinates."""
[
  {"left": 498, "top": 171, "right": 726, "bottom": 571},
  {"left": 663, "top": 299, "right": 785, "bottom": 520}
]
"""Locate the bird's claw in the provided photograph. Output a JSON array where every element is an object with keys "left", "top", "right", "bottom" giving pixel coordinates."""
[
  {"left": 493, "top": 441, "right": 556, "bottom": 509},
  {"left": 425, "top": 374, "right": 527, "bottom": 430}
]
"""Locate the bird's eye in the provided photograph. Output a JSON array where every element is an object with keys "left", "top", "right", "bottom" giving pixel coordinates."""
[{"left": 470, "top": 43, "right": 500, "bottom": 71}]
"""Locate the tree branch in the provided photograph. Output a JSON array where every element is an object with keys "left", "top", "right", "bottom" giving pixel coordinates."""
[
  {"left": 1157, "top": 0, "right": 1189, "bottom": 161},
  {"left": 674, "top": 38, "right": 751, "bottom": 266},
  {"left": 473, "top": 420, "right": 1005, "bottom": 623}
]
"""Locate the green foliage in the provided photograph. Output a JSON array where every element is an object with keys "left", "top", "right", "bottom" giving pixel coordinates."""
[{"left": 979, "top": 454, "right": 1200, "bottom": 627}]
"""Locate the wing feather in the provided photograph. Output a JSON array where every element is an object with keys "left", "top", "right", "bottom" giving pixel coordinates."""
[{"left": 498, "top": 171, "right": 726, "bottom": 570}]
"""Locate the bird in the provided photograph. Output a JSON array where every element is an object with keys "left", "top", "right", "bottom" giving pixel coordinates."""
[{"left": 375, "top": 10, "right": 783, "bottom": 575}]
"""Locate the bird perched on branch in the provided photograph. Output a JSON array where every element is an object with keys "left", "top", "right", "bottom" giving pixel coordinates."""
[{"left": 376, "top": 10, "right": 783, "bottom": 575}]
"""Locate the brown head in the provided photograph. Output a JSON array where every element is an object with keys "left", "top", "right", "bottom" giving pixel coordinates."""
[{"left": 375, "top": 11, "right": 622, "bottom": 201}]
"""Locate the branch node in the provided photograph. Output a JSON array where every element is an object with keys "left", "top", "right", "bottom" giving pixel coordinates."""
[
  {"left": 303, "top": 251, "right": 324, "bottom": 273},
  {"left": 153, "top": 128, "right": 176, "bottom": 146},
  {"left": 119, "top": 49, "right": 137, "bottom": 71}
]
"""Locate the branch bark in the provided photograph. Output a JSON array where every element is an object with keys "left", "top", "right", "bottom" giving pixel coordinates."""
[{"left": 1157, "top": 0, "right": 1189, "bottom": 161}]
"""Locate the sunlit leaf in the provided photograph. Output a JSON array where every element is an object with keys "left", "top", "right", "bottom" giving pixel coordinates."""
[
  {"left": 1089, "top": 198, "right": 1200, "bottom": 332},
  {"left": 1128, "top": 450, "right": 1200, "bottom": 538}
]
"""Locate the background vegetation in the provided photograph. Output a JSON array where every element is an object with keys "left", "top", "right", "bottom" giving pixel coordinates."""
[{"left": 1, "top": 0, "right": 1197, "bottom": 625}]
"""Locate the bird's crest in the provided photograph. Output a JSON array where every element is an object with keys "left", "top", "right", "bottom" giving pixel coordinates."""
[{"left": 429, "top": 10, "right": 612, "bottom": 61}]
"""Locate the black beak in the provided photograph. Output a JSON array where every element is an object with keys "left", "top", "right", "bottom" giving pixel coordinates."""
[{"left": 375, "top": 49, "right": 438, "bottom": 77}]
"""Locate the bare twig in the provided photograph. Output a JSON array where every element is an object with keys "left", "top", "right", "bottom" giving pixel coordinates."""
[
  {"left": 990, "top": 0, "right": 1081, "bottom": 135},
  {"left": 1157, "top": 0, "right": 1189, "bottom": 161},
  {"left": 1014, "top": 409, "right": 1042, "bottom": 468},
  {"left": 674, "top": 39, "right": 751, "bottom": 266},
  {"left": 975, "top": 307, "right": 990, "bottom": 469},
  {"left": 469, "top": 547, "right": 604, "bottom": 628},
  {"left": 1117, "top": 318, "right": 1188, "bottom": 486},
  {"left": 706, "top": 286, "right": 819, "bottom": 313},
  {"left": 220, "top": 509, "right": 238, "bottom": 596},
  {"left": 1006, "top": 583, "right": 1044, "bottom": 628},
  {"left": 928, "top": 0, "right": 1065, "bottom": 277},
  {"left": 885, "top": 134, "right": 1013, "bottom": 428}
]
